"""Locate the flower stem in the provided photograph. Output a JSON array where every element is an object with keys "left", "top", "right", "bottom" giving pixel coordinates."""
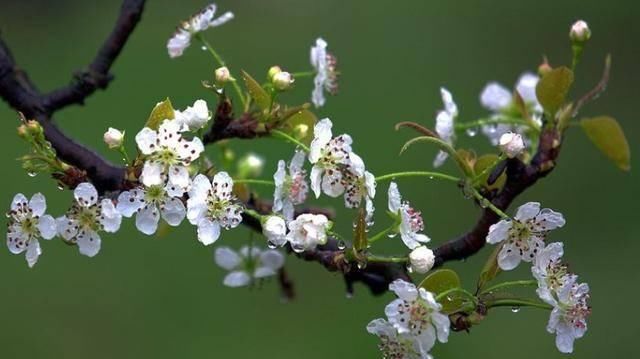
[
  {"left": 375, "top": 171, "right": 461, "bottom": 183},
  {"left": 243, "top": 208, "right": 264, "bottom": 222},
  {"left": 400, "top": 136, "right": 474, "bottom": 178},
  {"left": 471, "top": 153, "right": 504, "bottom": 185},
  {"left": 435, "top": 287, "right": 478, "bottom": 305},
  {"left": 366, "top": 255, "right": 408, "bottom": 264},
  {"left": 454, "top": 116, "right": 529, "bottom": 131},
  {"left": 480, "top": 280, "right": 537, "bottom": 295},
  {"left": 291, "top": 71, "right": 315, "bottom": 78},
  {"left": 195, "top": 35, "right": 246, "bottom": 107},
  {"left": 368, "top": 225, "right": 397, "bottom": 244},
  {"left": 469, "top": 187, "right": 510, "bottom": 219},
  {"left": 270, "top": 130, "right": 311, "bottom": 152},
  {"left": 117, "top": 146, "right": 131, "bottom": 165},
  {"left": 488, "top": 299, "right": 553, "bottom": 311},
  {"left": 233, "top": 179, "right": 275, "bottom": 186}
]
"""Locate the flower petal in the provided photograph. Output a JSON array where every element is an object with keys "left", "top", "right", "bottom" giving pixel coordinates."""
[
  {"left": 259, "top": 250, "right": 285, "bottom": 270},
  {"left": 116, "top": 189, "right": 144, "bottom": 217},
  {"left": 515, "top": 202, "right": 540, "bottom": 221},
  {"left": 197, "top": 218, "right": 221, "bottom": 245},
  {"left": 223, "top": 271, "right": 251, "bottom": 287},
  {"left": 11, "top": 193, "right": 28, "bottom": 212},
  {"left": 480, "top": 82, "right": 511, "bottom": 112},
  {"left": 136, "top": 205, "right": 160, "bottom": 235},
  {"left": 141, "top": 162, "right": 164, "bottom": 187},
  {"left": 25, "top": 239, "right": 42, "bottom": 268},
  {"left": 135, "top": 127, "right": 158, "bottom": 155},
  {"left": 214, "top": 246, "right": 242, "bottom": 270},
  {"left": 99, "top": 199, "right": 122, "bottom": 233},
  {"left": 497, "top": 244, "right": 521, "bottom": 270},
  {"left": 77, "top": 230, "right": 101, "bottom": 257},
  {"left": 56, "top": 216, "right": 78, "bottom": 241},
  {"left": 37, "top": 215, "right": 57, "bottom": 240},
  {"left": 486, "top": 220, "right": 511, "bottom": 244},
  {"left": 310, "top": 165, "right": 323, "bottom": 198},
  {"left": 74, "top": 182, "right": 98, "bottom": 207},
  {"left": 28, "top": 193, "right": 47, "bottom": 217},
  {"left": 161, "top": 197, "right": 186, "bottom": 226}
]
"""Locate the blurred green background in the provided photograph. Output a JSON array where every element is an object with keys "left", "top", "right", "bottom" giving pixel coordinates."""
[{"left": 1, "top": 0, "right": 638, "bottom": 358}]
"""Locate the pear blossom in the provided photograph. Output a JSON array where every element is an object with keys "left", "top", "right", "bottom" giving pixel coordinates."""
[
  {"left": 409, "top": 245, "right": 435, "bottom": 274},
  {"left": 103, "top": 127, "right": 124, "bottom": 149},
  {"left": 385, "top": 280, "right": 450, "bottom": 354},
  {"left": 262, "top": 215, "right": 287, "bottom": 247},
  {"left": 175, "top": 99, "right": 210, "bottom": 131},
  {"left": 286, "top": 213, "right": 330, "bottom": 252},
  {"left": 343, "top": 169, "right": 376, "bottom": 221},
  {"left": 433, "top": 87, "right": 458, "bottom": 167},
  {"left": 367, "top": 318, "right": 431, "bottom": 359},
  {"left": 479, "top": 73, "right": 542, "bottom": 145},
  {"left": 135, "top": 119, "right": 204, "bottom": 195},
  {"left": 498, "top": 132, "right": 525, "bottom": 158},
  {"left": 310, "top": 38, "right": 339, "bottom": 108},
  {"left": 273, "top": 150, "right": 309, "bottom": 221},
  {"left": 187, "top": 172, "right": 244, "bottom": 245},
  {"left": 486, "top": 202, "right": 565, "bottom": 270},
  {"left": 309, "top": 118, "right": 364, "bottom": 198},
  {"left": 214, "top": 246, "right": 285, "bottom": 287},
  {"left": 6, "top": 193, "right": 57, "bottom": 267},
  {"left": 116, "top": 185, "right": 186, "bottom": 235},
  {"left": 544, "top": 276, "right": 591, "bottom": 353},
  {"left": 56, "top": 183, "right": 122, "bottom": 257},
  {"left": 167, "top": 3, "right": 234, "bottom": 58},
  {"left": 532, "top": 242, "right": 574, "bottom": 304},
  {"left": 388, "top": 182, "right": 430, "bottom": 250}
]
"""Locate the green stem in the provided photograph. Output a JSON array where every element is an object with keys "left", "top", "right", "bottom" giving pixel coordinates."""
[
  {"left": 271, "top": 130, "right": 310, "bottom": 152},
  {"left": 291, "top": 71, "right": 315, "bottom": 78},
  {"left": 480, "top": 280, "right": 537, "bottom": 295},
  {"left": 400, "top": 136, "right": 473, "bottom": 178},
  {"left": 367, "top": 255, "right": 408, "bottom": 264},
  {"left": 195, "top": 35, "right": 246, "bottom": 107},
  {"left": 368, "top": 225, "right": 397, "bottom": 244},
  {"left": 117, "top": 146, "right": 131, "bottom": 165},
  {"left": 488, "top": 299, "right": 553, "bottom": 311},
  {"left": 243, "top": 208, "right": 264, "bottom": 222},
  {"left": 470, "top": 187, "right": 510, "bottom": 219},
  {"left": 472, "top": 153, "right": 504, "bottom": 185},
  {"left": 454, "top": 116, "right": 529, "bottom": 131},
  {"left": 233, "top": 179, "right": 275, "bottom": 186},
  {"left": 375, "top": 171, "right": 461, "bottom": 183},
  {"left": 436, "top": 287, "right": 478, "bottom": 305}
]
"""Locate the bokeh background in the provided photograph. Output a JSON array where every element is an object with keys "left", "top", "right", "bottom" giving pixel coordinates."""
[{"left": 1, "top": 0, "right": 638, "bottom": 358}]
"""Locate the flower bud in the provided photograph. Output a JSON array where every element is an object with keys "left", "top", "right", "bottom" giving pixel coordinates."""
[
  {"left": 537, "top": 58, "right": 552, "bottom": 77},
  {"left": 409, "top": 246, "right": 435, "bottom": 274},
  {"left": 214, "top": 66, "right": 233, "bottom": 85},
  {"left": 103, "top": 127, "right": 124, "bottom": 149},
  {"left": 272, "top": 71, "right": 294, "bottom": 91},
  {"left": 267, "top": 65, "right": 282, "bottom": 80},
  {"left": 569, "top": 20, "right": 591, "bottom": 42},
  {"left": 237, "top": 153, "right": 265, "bottom": 178},
  {"left": 263, "top": 216, "right": 287, "bottom": 247},
  {"left": 499, "top": 132, "right": 525, "bottom": 158}
]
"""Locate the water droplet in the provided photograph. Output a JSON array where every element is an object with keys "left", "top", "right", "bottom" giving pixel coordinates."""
[
  {"left": 487, "top": 124, "right": 498, "bottom": 134},
  {"left": 5, "top": 212, "right": 11, "bottom": 218},
  {"left": 387, "top": 231, "right": 398, "bottom": 239},
  {"left": 465, "top": 127, "right": 478, "bottom": 137},
  {"left": 201, "top": 46, "right": 207, "bottom": 51},
  {"left": 291, "top": 243, "right": 305, "bottom": 253},
  {"left": 405, "top": 264, "right": 414, "bottom": 273},
  {"left": 511, "top": 306, "right": 521, "bottom": 313},
  {"left": 337, "top": 240, "right": 346, "bottom": 250},
  {"left": 57, "top": 184, "right": 65, "bottom": 191},
  {"left": 479, "top": 199, "right": 489, "bottom": 208},
  {"left": 27, "top": 171, "right": 37, "bottom": 177},
  {"left": 357, "top": 261, "right": 367, "bottom": 270},
  {"left": 446, "top": 296, "right": 453, "bottom": 302},
  {"left": 428, "top": 176, "right": 434, "bottom": 180},
  {"left": 345, "top": 292, "right": 354, "bottom": 299},
  {"left": 267, "top": 240, "right": 278, "bottom": 249},
  {"left": 215, "top": 88, "right": 224, "bottom": 95},
  {"left": 366, "top": 219, "right": 375, "bottom": 227}
]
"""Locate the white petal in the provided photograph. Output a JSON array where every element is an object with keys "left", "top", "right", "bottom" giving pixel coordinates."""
[
  {"left": 387, "top": 182, "right": 402, "bottom": 213},
  {"left": 189, "top": 174, "right": 212, "bottom": 201},
  {"left": 440, "top": 87, "right": 458, "bottom": 116},
  {"left": 197, "top": 218, "right": 221, "bottom": 245},
  {"left": 364, "top": 171, "right": 376, "bottom": 198},
  {"left": 254, "top": 266, "right": 277, "bottom": 278},
  {"left": 11, "top": 193, "right": 28, "bottom": 212},
  {"left": 168, "top": 165, "right": 190, "bottom": 189},
  {"left": 310, "top": 165, "right": 323, "bottom": 198},
  {"left": 77, "top": 230, "right": 101, "bottom": 257},
  {"left": 37, "top": 215, "right": 57, "bottom": 240},
  {"left": 273, "top": 160, "right": 287, "bottom": 187},
  {"left": 28, "top": 193, "right": 47, "bottom": 217},
  {"left": 209, "top": 11, "right": 234, "bottom": 27},
  {"left": 348, "top": 152, "right": 365, "bottom": 177},
  {"left": 289, "top": 150, "right": 306, "bottom": 173},
  {"left": 214, "top": 246, "right": 242, "bottom": 270},
  {"left": 435, "top": 111, "right": 454, "bottom": 143},
  {"left": 309, "top": 118, "right": 332, "bottom": 163},
  {"left": 136, "top": 205, "right": 160, "bottom": 235},
  {"left": 388, "top": 279, "right": 419, "bottom": 302},
  {"left": 433, "top": 150, "right": 449, "bottom": 168},
  {"left": 223, "top": 271, "right": 251, "bottom": 287},
  {"left": 74, "top": 182, "right": 98, "bottom": 207},
  {"left": 99, "top": 199, "right": 122, "bottom": 233},
  {"left": 431, "top": 311, "right": 451, "bottom": 343},
  {"left": 259, "top": 250, "right": 285, "bottom": 270},
  {"left": 25, "top": 239, "right": 42, "bottom": 268},
  {"left": 321, "top": 169, "right": 345, "bottom": 197},
  {"left": 56, "top": 216, "right": 78, "bottom": 241},
  {"left": 497, "top": 244, "right": 521, "bottom": 270},
  {"left": 161, "top": 197, "right": 186, "bottom": 226},
  {"left": 7, "top": 230, "right": 27, "bottom": 254},
  {"left": 515, "top": 202, "right": 540, "bottom": 221},
  {"left": 158, "top": 120, "right": 182, "bottom": 148},
  {"left": 141, "top": 162, "right": 164, "bottom": 187},
  {"left": 186, "top": 199, "right": 207, "bottom": 225},
  {"left": 480, "top": 82, "right": 512, "bottom": 111},
  {"left": 212, "top": 171, "right": 234, "bottom": 201},
  {"left": 486, "top": 220, "right": 511, "bottom": 244},
  {"left": 515, "top": 72, "right": 540, "bottom": 106},
  {"left": 135, "top": 127, "right": 158, "bottom": 155},
  {"left": 177, "top": 137, "right": 204, "bottom": 162},
  {"left": 116, "top": 189, "right": 144, "bottom": 217},
  {"left": 536, "top": 208, "right": 566, "bottom": 230}
]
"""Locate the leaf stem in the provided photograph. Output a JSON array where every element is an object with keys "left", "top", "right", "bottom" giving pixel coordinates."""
[
  {"left": 488, "top": 299, "right": 553, "bottom": 311},
  {"left": 435, "top": 287, "right": 478, "bottom": 305},
  {"left": 233, "top": 178, "right": 275, "bottom": 186},
  {"left": 375, "top": 171, "right": 461, "bottom": 183},
  {"left": 480, "top": 280, "right": 537, "bottom": 295},
  {"left": 195, "top": 34, "right": 246, "bottom": 107},
  {"left": 271, "top": 130, "right": 310, "bottom": 152},
  {"left": 469, "top": 187, "right": 510, "bottom": 219},
  {"left": 368, "top": 225, "right": 397, "bottom": 244},
  {"left": 366, "top": 255, "right": 408, "bottom": 264},
  {"left": 291, "top": 71, "right": 315, "bottom": 78}
]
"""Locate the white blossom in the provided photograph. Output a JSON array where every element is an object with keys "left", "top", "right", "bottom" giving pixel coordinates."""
[
  {"left": 167, "top": 3, "right": 234, "bottom": 58},
  {"left": 344, "top": 170, "right": 376, "bottom": 222},
  {"left": 486, "top": 202, "right": 565, "bottom": 270},
  {"left": 214, "top": 66, "right": 233, "bottom": 84},
  {"left": 310, "top": 38, "right": 339, "bottom": 108},
  {"left": 103, "top": 127, "right": 124, "bottom": 149},
  {"left": 214, "top": 246, "right": 285, "bottom": 287},
  {"left": 272, "top": 71, "right": 294, "bottom": 91},
  {"left": 286, "top": 213, "right": 330, "bottom": 252},
  {"left": 56, "top": 183, "right": 122, "bottom": 257},
  {"left": 309, "top": 118, "right": 364, "bottom": 199},
  {"left": 388, "top": 182, "right": 430, "bottom": 250},
  {"left": 135, "top": 119, "right": 204, "bottom": 195},
  {"left": 385, "top": 280, "right": 450, "bottom": 354},
  {"left": 532, "top": 242, "right": 574, "bottom": 304},
  {"left": 273, "top": 150, "right": 309, "bottom": 221},
  {"left": 187, "top": 172, "right": 243, "bottom": 246},
  {"left": 545, "top": 276, "right": 591, "bottom": 354},
  {"left": 498, "top": 132, "right": 525, "bottom": 158},
  {"left": 569, "top": 20, "right": 591, "bottom": 42},
  {"left": 367, "top": 318, "right": 432, "bottom": 359},
  {"left": 409, "top": 245, "right": 435, "bottom": 274},
  {"left": 6, "top": 193, "right": 57, "bottom": 267},
  {"left": 433, "top": 87, "right": 458, "bottom": 167},
  {"left": 175, "top": 99, "right": 210, "bottom": 131},
  {"left": 116, "top": 185, "right": 186, "bottom": 235},
  {"left": 479, "top": 73, "right": 542, "bottom": 145},
  {"left": 263, "top": 215, "right": 287, "bottom": 247}
]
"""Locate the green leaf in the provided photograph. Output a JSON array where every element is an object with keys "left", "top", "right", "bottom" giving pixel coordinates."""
[
  {"left": 477, "top": 245, "right": 502, "bottom": 291},
  {"left": 474, "top": 154, "right": 506, "bottom": 190},
  {"left": 145, "top": 98, "right": 175, "bottom": 130},
  {"left": 280, "top": 108, "right": 317, "bottom": 145},
  {"left": 241, "top": 70, "right": 271, "bottom": 110},
  {"left": 353, "top": 207, "right": 367, "bottom": 251},
  {"left": 419, "top": 269, "right": 465, "bottom": 313},
  {"left": 536, "top": 66, "right": 574, "bottom": 116},
  {"left": 581, "top": 116, "right": 631, "bottom": 171}
]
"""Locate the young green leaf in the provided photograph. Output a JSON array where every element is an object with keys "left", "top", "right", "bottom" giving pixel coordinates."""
[
  {"left": 536, "top": 67, "right": 574, "bottom": 117},
  {"left": 474, "top": 154, "right": 506, "bottom": 190},
  {"left": 353, "top": 207, "right": 367, "bottom": 251},
  {"left": 581, "top": 116, "right": 631, "bottom": 171},
  {"left": 145, "top": 98, "right": 175, "bottom": 130},
  {"left": 477, "top": 245, "right": 502, "bottom": 291},
  {"left": 280, "top": 108, "right": 317, "bottom": 145},
  {"left": 241, "top": 70, "right": 271, "bottom": 110},
  {"left": 419, "top": 269, "right": 465, "bottom": 313}
]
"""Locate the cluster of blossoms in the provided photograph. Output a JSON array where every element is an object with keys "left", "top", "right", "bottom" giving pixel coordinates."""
[
  {"left": 486, "top": 202, "right": 590, "bottom": 353},
  {"left": 368, "top": 280, "right": 450, "bottom": 358}
]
